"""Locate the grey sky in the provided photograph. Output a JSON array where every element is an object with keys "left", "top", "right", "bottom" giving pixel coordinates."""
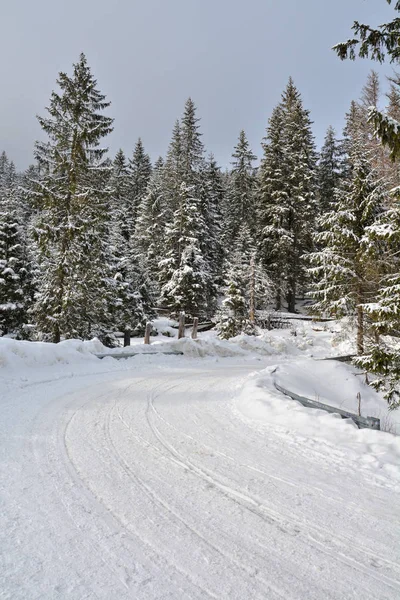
[{"left": 0, "top": 0, "right": 395, "bottom": 170}]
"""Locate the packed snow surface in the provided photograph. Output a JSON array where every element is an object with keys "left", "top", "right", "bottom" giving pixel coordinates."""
[{"left": 1, "top": 326, "right": 400, "bottom": 599}]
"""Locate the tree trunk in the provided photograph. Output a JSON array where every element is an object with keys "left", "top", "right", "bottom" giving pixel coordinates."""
[
  {"left": 144, "top": 322, "right": 152, "bottom": 345},
  {"left": 53, "top": 325, "right": 60, "bottom": 344},
  {"left": 249, "top": 255, "right": 256, "bottom": 324},
  {"left": 124, "top": 330, "right": 131, "bottom": 347},
  {"left": 178, "top": 313, "right": 185, "bottom": 339},
  {"left": 287, "top": 287, "right": 296, "bottom": 313},
  {"left": 275, "top": 284, "right": 282, "bottom": 311},
  {"left": 356, "top": 304, "right": 364, "bottom": 355},
  {"left": 191, "top": 317, "right": 198, "bottom": 340}
]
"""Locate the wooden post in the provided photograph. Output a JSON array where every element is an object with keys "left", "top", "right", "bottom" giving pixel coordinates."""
[
  {"left": 144, "top": 322, "right": 152, "bottom": 345},
  {"left": 191, "top": 317, "right": 199, "bottom": 340},
  {"left": 357, "top": 392, "right": 362, "bottom": 417},
  {"left": 178, "top": 313, "right": 185, "bottom": 339},
  {"left": 124, "top": 330, "right": 131, "bottom": 347}
]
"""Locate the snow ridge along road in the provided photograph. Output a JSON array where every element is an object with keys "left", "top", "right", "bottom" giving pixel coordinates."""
[{"left": 1, "top": 358, "right": 400, "bottom": 599}]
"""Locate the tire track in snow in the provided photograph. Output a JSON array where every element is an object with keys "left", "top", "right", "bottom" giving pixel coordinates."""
[
  {"left": 111, "top": 380, "right": 290, "bottom": 600},
  {"left": 145, "top": 378, "right": 400, "bottom": 594}
]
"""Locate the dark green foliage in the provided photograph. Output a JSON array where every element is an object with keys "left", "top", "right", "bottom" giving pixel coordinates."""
[
  {"left": 318, "top": 126, "right": 345, "bottom": 213},
  {"left": 128, "top": 138, "right": 152, "bottom": 230},
  {"left": 258, "top": 79, "right": 317, "bottom": 312},
  {"left": 0, "top": 186, "right": 32, "bottom": 337},
  {"left": 32, "top": 53, "right": 114, "bottom": 342},
  {"left": 227, "top": 130, "right": 257, "bottom": 240},
  {"left": 334, "top": 1, "right": 400, "bottom": 64}
]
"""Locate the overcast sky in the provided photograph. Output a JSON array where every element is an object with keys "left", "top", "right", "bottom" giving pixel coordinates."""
[{"left": 0, "top": 0, "right": 395, "bottom": 170}]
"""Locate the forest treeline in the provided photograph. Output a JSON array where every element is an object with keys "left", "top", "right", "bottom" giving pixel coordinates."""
[{"left": 1, "top": 54, "right": 400, "bottom": 407}]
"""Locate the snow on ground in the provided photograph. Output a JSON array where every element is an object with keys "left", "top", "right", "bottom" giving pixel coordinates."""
[{"left": 1, "top": 322, "right": 400, "bottom": 599}]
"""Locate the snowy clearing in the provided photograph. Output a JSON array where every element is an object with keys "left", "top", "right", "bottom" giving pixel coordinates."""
[{"left": 1, "top": 327, "right": 400, "bottom": 599}]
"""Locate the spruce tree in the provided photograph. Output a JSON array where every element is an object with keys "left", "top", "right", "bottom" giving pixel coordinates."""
[
  {"left": 198, "top": 154, "right": 225, "bottom": 312},
  {"left": 0, "top": 186, "right": 32, "bottom": 336},
  {"left": 159, "top": 99, "right": 210, "bottom": 317},
  {"left": 318, "top": 126, "right": 345, "bottom": 213},
  {"left": 309, "top": 140, "right": 387, "bottom": 355},
  {"left": 135, "top": 157, "right": 166, "bottom": 293},
  {"left": 128, "top": 138, "right": 152, "bottom": 231},
  {"left": 159, "top": 182, "right": 209, "bottom": 317},
  {"left": 227, "top": 130, "right": 257, "bottom": 240},
  {"left": 258, "top": 79, "right": 317, "bottom": 312},
  {"left": 355, "top": 201, "right": 400, "bottom": 409},
  {"left": 181, "top": 97, "right": 204, "bottom": 182},
  {"left": 111, "top": 149, "right": 131, "bottom": 242},
  {"left": 217, "top": 264, "right": 249, "bottom": 339},
  {"left": 32, "top": 53, "right": 114, "bottom": 343}
]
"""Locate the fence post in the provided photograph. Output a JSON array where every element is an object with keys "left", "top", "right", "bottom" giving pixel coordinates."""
[
  {"left": 144, "top": 322, "right": 152, "bottom": 345},
  {"left": 124, "top": 330, "right": 131, "bottom": 347},
  {"left": 178, "top": 313, "right": 185, "bottom": 339},
  {"left": 191, "top": 317, "right": 199, "bottom": 340}
]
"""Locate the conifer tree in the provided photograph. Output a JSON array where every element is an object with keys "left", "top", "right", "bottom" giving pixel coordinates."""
[
  {"left": 159, "top": 182, "right": 209, "bottom": 317},
  {"left": 227, "top": 130, "right": 257, "bottom": 239},
  {"left": 128, "top": 138, "right": 152, "bottom": 231},
  {"left": 309, "top": 140, "right": 387, "bottom": 355},
  {"left": 162, "top": 120, "right": 183, "bottom": 218},
  {"left": 258, "top": 79, "right": 317, "bottom": 312},
  {"left": 0, "top": 186, "right": 32, "bottom": 336},
  {"left": 318, "top": 126, "right": 345, "bottom": 213},
  {"left": 386, "top": 73, "right": 400, "bottom": 120},
  {"left": 355, "top": 200, "right": 400, "bottom": 409},
  {"left": 111, "top": 149, "right": 131, "bottom": 242},
  {"left": 198, "top": 154, "right": 225, "bottom": 311},
  {"left": 181, "top": 97, "right": 204, "bottom": 182},
  {"left": 159, "top": 100, "right": 211, "bottom": 317},
  {"left": 135, "top": 157, "right": 166, "bottom": 295},
  {"left": 217, "top": 264, "right": 249, "bottom": 339},
  {"left": 31, "top": 53, "right": 114, "bottom": 343}
]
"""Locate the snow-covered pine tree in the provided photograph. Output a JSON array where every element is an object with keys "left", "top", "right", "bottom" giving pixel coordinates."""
[
  {"left": 309, "top": 138, "right": 387, "bottom": 355},
  {"left": 198, "top": 154, "right": 225, "bottom": 313},
  {"left": 162, "top": 241, "right": 208, "bottom": 320},
  {"left": 108, "top": 235, "right": 156, "bottom": 344},
  {"left": 257, "top": 105, "right": 286, "bottom": 310},
  {"left": 0, "top": 152, "right": 10, "bottom": 190},
  {"left": 384, "top": 73, "right": 400, "bottom": 189},
  {"left": 318, "top": 126, "right": 345, "bottom": 214},
  {"left": 220, "top": 223, "right": 273, "bottom": 336},
  {"left": 159, "top": 182, "right": 209, "bottom": 318},
  {"left": 31, "top": 53, "right": 114, "bottom": 343},
  {"left": 110, "top": 149, "right": 132, "bottom": 242},
  {"left": 217, "top": 262, "right": 249, "bottom": 339},
  {"left": 159, "top": 99, "right": 210, "bottom": 317},
  {"left": 128, "top": 138, "right": 152, "bottom": 233},
  {"left": 107, "top": 151, "right": 156, "bottom": 344},
  {"left": 217, "top": 223, "right": 269, "bottom": 339},
  {"left": 355, "top": 200, "right": 400, "bottom": 409},
  {"left": 386, "top": 73, "right": 400, "bottom": 120},
  {"left": 135, "top": 157, "right": 166, "bottom": 295},
  {"left": 181, "top": 97, "right": 204, "bottom": 182},
  {"left": 0, "top": 185, "right": 32, "bottom": 337},
  {"left": 258, "top": 79, "right": 317, "bottom": 312},
  {"left": 226, "top": 130, "right": 257, "bottom": 240},
  {"left": 162, "top": 120, "right": 183, "bottom": 218}
]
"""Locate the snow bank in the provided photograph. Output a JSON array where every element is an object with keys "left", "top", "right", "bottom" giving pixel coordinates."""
[
  {"left": 235, "top": 367, "right": 400, "bottom": 485},
  {"left": 0, "top": 337, "right": 105, "bottom": 370},
  {"left": 274, "top": 359, "right": 399, "bottom": 433}
]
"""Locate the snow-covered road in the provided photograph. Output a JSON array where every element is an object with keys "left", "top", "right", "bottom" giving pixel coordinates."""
[{"left": 1, "top": 359, "right": 400, "bottom": 599}]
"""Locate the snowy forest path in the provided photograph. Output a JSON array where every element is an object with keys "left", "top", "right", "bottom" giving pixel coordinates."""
[{"left": 1, "top": 359, "right": 400, "bottom": 599}]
